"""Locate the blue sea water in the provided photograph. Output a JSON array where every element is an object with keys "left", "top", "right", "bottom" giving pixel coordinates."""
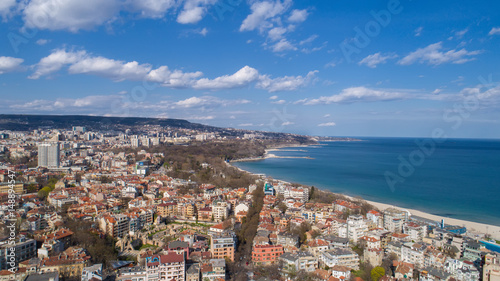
[{"left": 233, "top": 138, "right": 500, "bottom": 226}]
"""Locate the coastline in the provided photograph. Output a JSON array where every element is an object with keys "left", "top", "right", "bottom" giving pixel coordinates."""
[{"left": 230, "top": 144, "right": 500, "bottom": 241}]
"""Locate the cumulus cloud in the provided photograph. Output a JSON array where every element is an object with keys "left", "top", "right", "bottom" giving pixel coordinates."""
[
  {"left": 31, "top": 48, "right": 317, "bottom": 92},
  {"left": 269, "top": 95, "right": 278, "bottom": 100},
  {"left": 23, "top": 0, "right": 121, "bottom": 32},
  {"left": 318, "top": 122, "right": 336, "bottom": 127},
  {"left": 239, "top": 0, "right": 312, "bottom": 53},
  {"left": 0, "top": 56, "right": 24, "bottom": 74},
  {"left": 239, "top": 0, "right": 292, "bottom": 32},
  {"left": 489, "top": 27, "right": 500, "bottom": 36},
  {"left": 193, "top": 66, "right": 260, "bottom": 90},
  {"left": 177, "top": 0, "right": 217, "bottom": 24},
  {"left": 127, "top": 0, "right": 176, "bottom": 19},
  {"left": 271, "top": 38, "right": 297, "bottom": 52},
  {"left": 174, "top": 96, "right": 250, "bottom": 108},
  {"left": 0, "top": 0, "right": 16, "bottom": 19},
  {"left": 257, "top": 70, "right": 317, "bottom": 92},
  {"left": 358, "top": 52, "right": 398, "bottom": 68},
  {"left": 68, "top": 57, "right": 152, "bottom": 81},
  {"left": 299, "top": 87, "right": 410, "bottom": 105},
  {"left": 398, "top": 42, "right": 481, "bottom": 65},
  {"left": 288, "top": 9, "right": 308, "bottom": 22},
  {"left": 15, "top": 0, "right": 213, "bottom": 32}
]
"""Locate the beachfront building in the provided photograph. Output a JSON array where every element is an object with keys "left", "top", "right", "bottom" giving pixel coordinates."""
[
  {"left": 383, "top": 208, "right": 408, "bottom": 233},
  {"left": 403, "top": 221, "right": 427, "bottom": 242}
]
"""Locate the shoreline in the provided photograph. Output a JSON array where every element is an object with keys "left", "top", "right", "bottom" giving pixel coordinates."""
[{"left": 230, "top": 144, "right": 500, "bottom": 241}]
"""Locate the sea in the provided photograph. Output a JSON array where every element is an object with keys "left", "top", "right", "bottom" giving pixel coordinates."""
[{"left": 233, "top": 137, "right": 500, "bottom": 227}]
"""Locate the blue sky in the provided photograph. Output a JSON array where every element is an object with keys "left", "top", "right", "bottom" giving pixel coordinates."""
[{"left": 1, "top": 0, "right": 500, "bottom": 138}]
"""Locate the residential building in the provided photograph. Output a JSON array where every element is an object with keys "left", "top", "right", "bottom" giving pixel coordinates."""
[
  {"left": 252, "top": 245, "right": 284, "bottom": 265},
  {"left": 81, "top": 263, "right": 102, "bottom": 281},
  {"left": 383, "top": 208, "right": 408, "bottom": 233},
  {"left": 280, "top": 251, "right": 317, "bottom": 274},
  {"left": 346, "top": 215, "right": 368, "bottom": 243},
  {"left": 145, "top": 253, "right": 185, "bottom": 281},
  {"left": 210, "top": 235, "right": 236, "bottom": 262},
  {"left": 116, "top": 266, "right": 147, "bottom": 281},
  {"left": 0, "top": 235, "right": 36, "bottom": 270},
  {"left": 319, "top": 248, "right": 359, "bottom": 270},
  {"left": 38, "top": 142, "right": 60, "bottom": 168}
]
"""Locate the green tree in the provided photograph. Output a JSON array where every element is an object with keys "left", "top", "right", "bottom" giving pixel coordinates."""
[{"left": 371, "top": 266, "right": 385, "bottom": 281}]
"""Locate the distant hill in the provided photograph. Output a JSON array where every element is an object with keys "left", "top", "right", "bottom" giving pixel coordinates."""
[
  {"left": 0, "top": 114, "right": 212, "bottom": 131},
  {"left": 0, "top": 114, "right": 308, "bottom": 140}
]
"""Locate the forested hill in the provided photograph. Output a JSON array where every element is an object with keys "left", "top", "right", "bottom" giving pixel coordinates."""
[{"left": 0, "top": 114, "right": 311, "bottom": 141}]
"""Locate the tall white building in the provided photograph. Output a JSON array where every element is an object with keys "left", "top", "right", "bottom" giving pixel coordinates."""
[{"left": 38, "top": 142, "right": 60, "bottom": 168}]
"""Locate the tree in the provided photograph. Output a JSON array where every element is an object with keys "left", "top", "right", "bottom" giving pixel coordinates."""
[
  {"left": 309, "top": 186, "right": 315, "bottom": 201},
  {"left": 371, "top": 266, "right": 385, "bottom": 281}
]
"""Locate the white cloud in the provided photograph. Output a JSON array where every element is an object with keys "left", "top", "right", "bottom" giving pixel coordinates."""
[
  {"left": 300, "top": 87, "right": 410, "bottom": 105},
  {"left": 238, "top": 123, "right": 254, "bottom": 127},
  {"left": 454, "top": 28, "right": 468, "bottom": 39},
  {"left": 0, "top": 56, "right": 24, "bottom": 74},
  {"left": 288, "top": 9, "right": 308, "bottom": 23},
  {"left": 398, "top": 42, "right": 481, "bottom": 65},
  {"left": 269, "top": 95, "right": 278, "bottom": 100},
  {"left": 257, "top": 70, "right": 317, "bottom": 92},
  {"left": 268, "top": 27, "right": 288, "bottom": 41},
  {"left": 36, "top": 39, "right": 50, "bottom": 45},
  {"left": 318, "top": 122, "right": 336, "bottom": 127},
  {"left": 271, "top": 38, "right": 297, "bottom": 52},
  {"left": 29, "top": 49, "right": 86, "bottom": 79},
  {"left": 146, "top": 66, "right": 203, "bottom": 88},
  {"left": 126, "top": 0, "right": 176, "bottom": 19},
  {"left": 174, "top": 96, "right": 250, "bottom": 108},
  {"left": 199, "top": 27, "right": 208, "bottom": 36},
  {"left": 31, "top": 48, "right": 317, "bottom": 92},
  {"left": 239, "top": 0, "right": 310, "bottom": 54},
  {"left": 323, "top": 114, "right": 330, "bottom": 118},
  {"left": 239, "top": 0, "right": 292, "bottom": 32},
  {"left": 193, "top": 66, "right": 260, "bottom": 90},
  {"left": 0, "top": 0, "right": 16, "bottom": 19},
  {"left": 177, "top": 0, "right": 217, "bottom": 24},
  {"left": 17, "top": 0, "right": 211, "bottom": 32},
  {"left": 68, "top": 57, "right": 152, "bottom": 81},
  {"left": 489, "top": 27, "right": 500, "bottom": 36},
  {"left": 10, "top": 95, "right": 120, "bottom": 112},
  {"left": 282, "top": 121, "right": 294, "bottom": 126},
  {"left": 414, "top": 26, "right": 423, "bottom": 36},
  {"left": 299, "top": 34, "right": 318, "bottom": 45},
  {"left": 271, "top": 99, "right": 286, "bottom": 104},
  {"left": 358, "top": 52, "right": 398, "bottom": 68},
  {"left": 188, "top": 115, "right": 215, "bottom": 120},
  {"left": 325, "top": 61, "right": 336, "bottom": 68},
  {"left": 432, "top": 89, "right": 442, "bottom": 94},
  {"left": 23, "top": 0, "right": 121, "bottom": 32}
]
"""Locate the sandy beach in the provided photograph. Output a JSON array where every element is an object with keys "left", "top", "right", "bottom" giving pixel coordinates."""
[
  {"left": 230, "top": 144, "right": 500, "bottom": 241},
  {"left": 363, "top": 199, "right": 500, "bottom": 240}
]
